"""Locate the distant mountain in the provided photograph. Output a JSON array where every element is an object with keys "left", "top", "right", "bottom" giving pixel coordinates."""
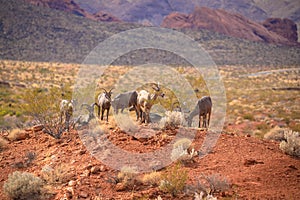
[
  {"left": 253, "top": 0, "right": 300, "bottom": 23},
  {"left": 24, "top": 0, "right": 121, "bottom": 22},
  {"left": 75, "top": 0, "right": 300, "bottom": 24},
  {"left": 191, "top": 0, "right": 268, "bottom": 22},
  {"left": 161, "top": 7, "right": 295, "bottom": 45},
  {"left": 0, "top": 0, "right": 299, "bottom": 66},
  {"left": 75, "top": 0, "right": 300, "bottom": 42}
]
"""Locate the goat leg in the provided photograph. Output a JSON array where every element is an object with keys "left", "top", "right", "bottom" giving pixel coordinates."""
[{"left": 106, "top": 108, "right": 110, "bottom": 122}]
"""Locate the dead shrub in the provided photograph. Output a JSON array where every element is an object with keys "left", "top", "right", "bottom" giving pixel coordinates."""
[
  {"left": 141, "top": 171, "right": 161, "bottom": 186},
  {"left": 0, "top": 137, "right": 9, "bottom": 151},
  {"left": 280, "top": 129, "right": 300, "bottom": 157},
  {"left": 264, "top": 126, "right": 286, "bottom": 141},
  {"left": 41, "top": 164, "right": 72, "bottom": 185},
  {"left": 159, "top": 111, "right": 185, "bottom": 129},
  {"left": 3, "top": 171, "right": 45, "bottom": 200}
]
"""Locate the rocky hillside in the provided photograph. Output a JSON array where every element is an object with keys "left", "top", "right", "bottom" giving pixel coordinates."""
[
  {"left": 262, "top": 18, "right": 298, "bottom": 43},
  {"left": 24, "top": 0, "right": 121, "bottom": 22},
  {"left": 161, "top": 7, "right": 296, "bottom": 45},
  {"left": 0, "top": 123, "right": 300, "bottom": 199},
  {"left": 0, "top": 0, "right": 299, "bottom": 66}
]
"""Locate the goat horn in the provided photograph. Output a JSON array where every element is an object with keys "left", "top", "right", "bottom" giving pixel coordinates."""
[
  {"left": 80, "top": 103, "right": 89, "bottom": 109},
  {"left": 100, "top": 88, "right": 108, "bottom": 93},
  {"left": 109, "top": 88, "right": 113, "bottom": 93}
]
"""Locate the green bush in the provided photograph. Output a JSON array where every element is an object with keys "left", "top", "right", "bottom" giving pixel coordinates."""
[
  {"left": 3, "top": 171, "right": 45, "bottom": 200},
  {"left": 159, "top": 163, "right": 188, "bottom": 196},
  {"left": 21, "top": 87, "right": 64, "bottom": 138},
  {"left": 280, "top": 130, "right": 300, "bottom": 157}
]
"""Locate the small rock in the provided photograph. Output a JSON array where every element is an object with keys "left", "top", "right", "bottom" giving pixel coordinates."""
[
  {"left": 79, "top": 149, "right": 86, "bottom": 155},
  {"left": 51, "top": 155, "right": 57, "bottom": 161},
  {"left": 100, "top": 165, "right": 106, "bottom": 172},
  {"left": 115, "top": 182, "right": 127, "bottom": 191},
  {"left": 65, "top": 187, "right": 74, "bottom": 199},
  {"left": 79, "top": 191, "right": 89, "bottom": 198},
  {"left": 235, "top": 120, "right": 243, "bottom": 125},
  {"left": 244, "top": 159, "right": 264, "bottom": 167},
  {"left": 68, "top": 180, "right": 77, "bottom": 186},
  {"left": 70, "top": 160, "right": 76, "bottom": 164},
  {"left": 90, "top": 166, "right": 100, "bottom": 174},
  {"left": 25, "top": 127, "right": 33, "bottom": 132},
  {"left": 20, "top": 131, "right": 30, "bottom": 140},
  {"left": 32, "top": 124, "right": 44, "bottom": 132},
  {"left": 81, "top": 169, "right": 90, "bottom": 177}
]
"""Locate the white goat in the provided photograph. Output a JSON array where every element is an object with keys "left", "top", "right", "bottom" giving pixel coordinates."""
[
  {"left": 60, "top": 99, "right": 76, "bottom": 130},
  {"left": 137, "top": 83, "right": 165, "bottom": 124},
  {"left": 187, "top": 96, "right": 212, "bottom": 128}
]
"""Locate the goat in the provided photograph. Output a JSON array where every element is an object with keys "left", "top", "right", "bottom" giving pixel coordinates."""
[
  {"left": 80, "top": 103, "right": 97, "bottom": 122},
  {"left": 136, "top": 83, "right": 165, "bottom": 124},
  {"left": 59, "top": 99, "right": 76, "bottom": 130},
  {"left": 96, "top": 88, "right": 113, "bottom": 122},
  {"left": 187, "top": 96, "right": 212, "bottom": 128},
  {"left": 111, "top": 90, "right": 139, "bottom": 120}
]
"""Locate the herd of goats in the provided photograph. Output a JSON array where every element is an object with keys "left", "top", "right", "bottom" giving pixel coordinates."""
[{"left": 59, "top": 83, "right": 212, "bottom": 130}]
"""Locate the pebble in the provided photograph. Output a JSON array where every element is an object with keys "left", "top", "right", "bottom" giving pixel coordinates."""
[
  {"left": 68, "top": 180, "right": 77, "bottom": 186},
  {"left": 90, "top": 166, "right": 100, "bottom": 174},
  {"left": 79, "top": 191, "right": 89, "bottom": 198}
]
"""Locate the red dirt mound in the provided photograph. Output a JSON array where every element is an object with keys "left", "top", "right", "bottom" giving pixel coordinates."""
[{"left": 0, "top": 124, "right": 299, "bottom": 199}]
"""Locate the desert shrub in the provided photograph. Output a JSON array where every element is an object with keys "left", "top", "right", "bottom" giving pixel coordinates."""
[
  {"left": 142, "top": 171, "right": 161, "bottom": 186},
  {"left": 117, "top": 166, "right": 138, "bottom": 187},
  {"left": 0, "top": 137, "right": 9, "bottom": 151},
  {"left": 159, "top": 111, "right": 185, "bottom": 129},
  {"left": 280, "top": 129, "right": 300, "bottom": 157},
  {"left": 159, "top": 163, "right": 188, "bottom": 196},
  {"left": 194, "top": 192, "right": 217, "bottom": 200},
  {"left": 41, "top": 164, "right": 72, "bottom": 185},
  {"left": 243, "top": 113, "right": 254, "bottom": 121},
  {"left": 24, "top": 151, "right": 36, "bottom": 166},
  {"left": 173, "top": 138, "right": 192, "bottom": 150},
  {"left": 21, "top": 87, "right": 64, "bottom": 139},
  {"left": 3, "top": 171, "right": 45, "bottom": 200},
  {"left": 264, "top": 126, "right": 286, "bottom": 141},
  {"left": 194, "top": 173, "right": 230, "bottom": 195},
  {"left": 171, "top": 138, "right": 197, "bottom": 163}
]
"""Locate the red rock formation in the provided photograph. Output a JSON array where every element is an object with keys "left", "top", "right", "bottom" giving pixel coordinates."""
[
  {"left": 93, "top": 11, "right": 121, "bottom": 22},
  {"left": 162, "top": 7, "right": 295, "bottom": 45},
  {"left": 262, "top": 18, "right": 298, "bottom": 43},
  {"left": 24, "top": 0, "right": 121, "bottom": 22}
]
